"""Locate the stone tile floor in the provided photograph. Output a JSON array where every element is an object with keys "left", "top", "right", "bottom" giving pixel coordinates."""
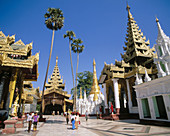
[{"left": 0, "top": 115, "right": 170, "bottom": 136}]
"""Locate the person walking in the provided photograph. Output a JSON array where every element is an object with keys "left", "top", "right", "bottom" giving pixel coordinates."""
[
  {"left": 33, "top": 112, "right": 39, "bottom": 131},
  {"left": 71, "top": 112, "right": 75, "bottom": 130},
  {"left": 27, "top": 113, "right": 32, "bottom": 133},
  {"left": 85, "top": 110, "right": 88, "bottom": 121},
  {"left": 66, "top": 112, "right": 69, "bottom": 125},
  {"left": 96, "top": 110, "right": 99, "bottom": 119},
  {"left": 75, "top": 112, "right": 79, "bottom": 129}
]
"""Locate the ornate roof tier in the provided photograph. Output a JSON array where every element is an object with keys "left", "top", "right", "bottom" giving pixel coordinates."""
[
  {"left": 0, "top": 31, "right": 39, "bottom": 81},
  {"left": 121, "top": 5, "right": 156, "bottom": 65},
  {"left": 44, "top": 57, "right": 70, "bottom": 98},
  {"left": 99, "top": 4, "right": 158, "bottom": 84}
]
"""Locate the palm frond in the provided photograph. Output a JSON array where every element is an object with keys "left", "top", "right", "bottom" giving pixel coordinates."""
[{"left": 44, "top": 8, "right": 64, "bottom": 30}]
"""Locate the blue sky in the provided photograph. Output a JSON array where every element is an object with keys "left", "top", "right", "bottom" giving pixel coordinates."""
[{"left": 0, "top": 0, "right": 170, "bottom": 95}]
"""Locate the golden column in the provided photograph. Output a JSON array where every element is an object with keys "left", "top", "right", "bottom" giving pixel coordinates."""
[
  {"left": 22, "top": 100, "right": 25, "bottom": 115},
  {"left": 9, "top": 69, "right": 18, "bottom": 108},
  {"left": 63, "top": 100, "right": 66, "bottom": 113},
  {"left": 42, "top": 97, "right": 45, "bottom": 113},
  {"left": 18, "top": 75, "right": 24, "bottom": 114}
]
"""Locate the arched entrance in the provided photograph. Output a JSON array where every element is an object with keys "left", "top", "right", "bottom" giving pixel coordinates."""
[{"left": 44, "top": 104, "right": 63, "bottom": 115}]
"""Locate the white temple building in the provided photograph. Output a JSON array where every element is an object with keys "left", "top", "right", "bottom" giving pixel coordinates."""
[
  {"left": 76, "top": 60, "right": 105, "bottom": 115},
  {"left": 134, "top": 18, "right": 170, "bottom": 125}
]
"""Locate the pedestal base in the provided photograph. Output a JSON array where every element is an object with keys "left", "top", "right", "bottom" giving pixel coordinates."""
[
  {"left": 2, "top": 120, "right": 17, "bottom": 134},
  {"left": 15, "top": 118, "right": 25, "bottom": 128}
]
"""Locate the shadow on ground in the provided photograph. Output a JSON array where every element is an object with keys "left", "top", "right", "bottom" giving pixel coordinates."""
[{"left": 45, "top": 120, "right": 65, "bottom": 124}]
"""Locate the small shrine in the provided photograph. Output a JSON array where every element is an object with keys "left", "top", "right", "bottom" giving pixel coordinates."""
[{"left": 40, "top": 57, "right": 73, "bottom": 115}]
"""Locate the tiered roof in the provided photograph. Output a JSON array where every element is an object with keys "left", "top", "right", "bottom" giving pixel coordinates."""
[
  {"left": 44, "top": 57, "right": 70, "bottom": 98},
  {"left": 121, "top": 5, "right": 156, "bottom": 66},
  {"left": 99, "top": 5, "right": 158, "bottom": 83}
]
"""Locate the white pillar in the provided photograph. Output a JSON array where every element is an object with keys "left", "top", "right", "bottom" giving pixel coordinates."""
[
  {"left": 112, "top": 79, "right": 120, "bottom": 108},
  {"left": 160, "top": 46, "right": 165, "bottom": 56},
  {"left": 163, "top": 95, "right": 170, "bottom": 120},
  {"left": 126, "top": 79, "right": 132, "bottom": 112},
  {"left": 164, "top": 61, "right": 170, "bottom": 75},
  {"left": 148, "top": 97, "right": 156, "bottom": 120},
  {"left": 137, "top": 98, "right": 144, "bottom": 119},
  {"left": 165, "top": 42, "right": 170, "bottom": 55},
  {"left": 102, "top": 83, "right": 108, "bottom": 109},
  {"left": 157, "top": 63, "right": 166, "bottom": 77}
]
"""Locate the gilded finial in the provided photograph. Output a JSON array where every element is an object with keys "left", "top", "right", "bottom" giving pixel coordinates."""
[
  {"left": 126, "top": 4, "right": 130, "bottom": 11},
  {"left": 93, "top": 59, "right": 96, "bottom": 66},
  {"left": 126, "top": 2, "right": 133, "bottom": 19},
  {"left": 156, "top": 16, "right": 159, "bottom": 22},
  {"left": 56, "top": 56, "right": 58, "bottom": 65},
  {"left": 126, "top": 0, "right": 130, "bottom": 11}
]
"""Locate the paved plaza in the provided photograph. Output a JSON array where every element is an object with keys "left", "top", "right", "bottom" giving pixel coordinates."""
[{"left": 1, "top": 115, "right": 170, "bottom": 136}]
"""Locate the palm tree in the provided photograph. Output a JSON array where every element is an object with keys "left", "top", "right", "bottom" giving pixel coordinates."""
[
  {"left": 63, "top": 31, "right": 76, "bottom": 102},
  {"left": 42, "top": 8, "right": 64, "bottom": 113},
  {"left": 71, "top": 38, "right": 84, "bottom": 111}
]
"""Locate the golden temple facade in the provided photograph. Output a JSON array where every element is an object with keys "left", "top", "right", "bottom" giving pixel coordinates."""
[{"left": 0, "top": 31, "right": 39, "bottom": 119}]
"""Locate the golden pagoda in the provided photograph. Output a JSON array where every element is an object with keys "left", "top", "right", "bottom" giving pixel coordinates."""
[
  {"left": 99, "top": 5, "right": 158, "bottom": 117},
  {"left": 79, "top": 87, "right": 83, "bottom": 99},
  {"left": 40, "top": 57, "right": 73, "bottom": 115},
  {"left": 89, "top": 59, "right": 101, "bottom": 101},
  {"left": 0, "top": 31, "right": 39, "bottom": 119}
]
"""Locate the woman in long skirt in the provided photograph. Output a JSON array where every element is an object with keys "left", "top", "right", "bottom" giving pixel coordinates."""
[{"left": 71, "top": 118, "right": 75, "bottom": 130}]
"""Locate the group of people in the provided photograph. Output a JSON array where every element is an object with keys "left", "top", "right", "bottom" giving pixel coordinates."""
[
  {"left": 26, "top": 112, "right": 39, "bottom": 133},
  {"left": 65, "top": 110, "right": 89, "bottom": 130}
]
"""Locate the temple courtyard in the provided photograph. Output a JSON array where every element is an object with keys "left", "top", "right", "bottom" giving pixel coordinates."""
[{"left": 0, "top": 115, "right": 170, "bottom": 136}]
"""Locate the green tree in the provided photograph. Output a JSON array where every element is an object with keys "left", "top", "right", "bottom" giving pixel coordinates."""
[
  {"left": 71, "top": 71, "right": 93, "bottom": 99},
  {"left": 63, "top": 31, "right": 76, "bottom": 98},
  {"left": 36, "top": 104, "right": 41, "bottom": 112},
  {"left": 71, "top": 38, "right": 84, "bottom": 111},
  {"left": 42, "top": 8, "right": 64, "bottom": 113}
]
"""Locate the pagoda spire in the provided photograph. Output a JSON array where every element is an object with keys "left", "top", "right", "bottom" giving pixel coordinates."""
[
  {"left": 156, "top": 17, "right": 168, "bottom": 40},
  {"left": 121, "top": 4, "right": 155, "bottom": 67},
  {"left": 126, "top": 4, "right": 133, "bottom": 20},
  {"left": 56, "top": 56, "right": 58, "bottom": 65},
  {"left": 79, "top": 87, "right": 82, "bottom": 99},
  {"left": 45, "top": 56, "right": 65, "bottom": 91},
  {"left": 90, "top": 59, "right": 100, "bottom": 98}
]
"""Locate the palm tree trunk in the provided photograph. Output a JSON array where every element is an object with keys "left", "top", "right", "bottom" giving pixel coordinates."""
[
  {"left": 74, "top": 52, "right": 79, "bottom": 111},
  {"left": 41, "top": 29, "right": 55, "bottom": 113},
  {"left": 69, "top": 39, "right": 76, "bottom": 111},
  {"left": 69, "top": 40, "right": 75, "bottom": 87}
]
